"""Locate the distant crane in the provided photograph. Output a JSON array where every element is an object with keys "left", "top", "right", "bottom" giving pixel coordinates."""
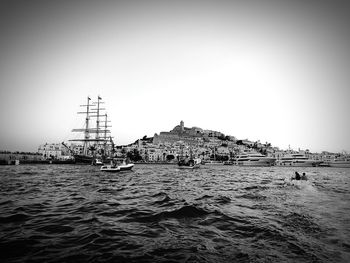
[{"left": 61, "top": 142, "right": 74, "bottom": 156}]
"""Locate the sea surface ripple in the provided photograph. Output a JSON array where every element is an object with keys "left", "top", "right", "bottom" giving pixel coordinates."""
[{"left": 0, "top": 164, "right": 349, "bottom": 262}]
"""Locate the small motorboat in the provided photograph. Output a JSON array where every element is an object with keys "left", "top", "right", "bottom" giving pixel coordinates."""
[
  {"left": 119, "top": 163, "right": 134, "bottom": 171},
  {"left": 100, "top": 163, "right": 134, "bottom": 172},
  {"left": 100, "top": 165, "right": 120, "bottom": 172},
  {"left": 178, "top": 158, "right": 201, "bottom": 169}
]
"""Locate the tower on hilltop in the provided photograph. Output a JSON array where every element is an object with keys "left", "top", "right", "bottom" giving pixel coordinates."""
[{"left": 180, "top": 120, "right": 184, "bottom": 133}]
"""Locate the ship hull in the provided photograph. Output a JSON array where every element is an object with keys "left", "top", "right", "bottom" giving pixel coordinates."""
[
  {"left": 204, "top": 161, "right": 223, "bottom": 165},
  {"left": 277, "top": 161, "right": 321, "bottom": 167},
  {"left": 235, "top": 157, "right": 276, "bottom": 167},
  {"left": 328, "top": 161, "right": 350, "bottom": 168},
  {"left": 236, "top": 161, "right": 275, "bottom": 167},
  {"left": 51, "top": 159, "right": 76, "bottom": 164},
  {"left": 74, "top": 154, "right": 94, "bottom": 164},
  {"left": 100, "top": 163, "right": 134, "bottom": 172},
  {"left": 119, "top": 164, "right": 134, "bottom": 171}
]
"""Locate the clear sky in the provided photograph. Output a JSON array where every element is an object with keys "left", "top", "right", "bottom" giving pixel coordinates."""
[{"left": 0, "top": 0, "right": 349, "bottom": 153}]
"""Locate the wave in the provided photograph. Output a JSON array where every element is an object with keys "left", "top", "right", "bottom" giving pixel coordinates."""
[
  {"left": 0, "top": 213, "right": 29, "bottom": 224},
  {"left": 153, "top": 194, "right": 171, "bottom": 205},
  {"left": 18, "top": 171, "right": 37, "bottom": 175},
  {"left": 279, "top": 212, "right": 323, "bottom": 234},
  {"left": 214, "top": 195, "right": 231, "bottom": 204},
  {"left": 0, "top": 200, "right": 13, "bottom": 206},
  {"left": 121, "top": 205, "right": 210, "bottom": 223},
  {"left": 37, "top": 224, "right": 74, "bottom": 234},
  {"left": 161, "top": 205, "right": 209, "bottom": 218},
  {"left": 97, "top": 208, "right": 138, "bottom": 217},
  {"left": 237, "top": 193, "right": 267, "bottom": 200}
]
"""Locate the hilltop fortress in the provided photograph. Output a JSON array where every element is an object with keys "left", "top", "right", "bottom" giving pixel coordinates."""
[{"left": 153, "top": 120, "right": 227, "bottom": 146}]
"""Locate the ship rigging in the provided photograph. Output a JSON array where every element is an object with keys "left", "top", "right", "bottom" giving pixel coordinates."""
[{"left": 63, "top": 96, "right": 114, "bottom": 164}]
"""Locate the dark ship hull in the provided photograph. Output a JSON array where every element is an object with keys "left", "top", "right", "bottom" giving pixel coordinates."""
[{"left": 74, "top": 154, "right": 94, "bottom": 164}]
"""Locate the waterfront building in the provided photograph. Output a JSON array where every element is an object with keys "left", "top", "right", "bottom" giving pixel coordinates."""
[
  {"left": 0, "top": 151, "right": 44, "bottom": 164},
  {"left": 38, "top": 143, "right": 69, "bottom": 159}
]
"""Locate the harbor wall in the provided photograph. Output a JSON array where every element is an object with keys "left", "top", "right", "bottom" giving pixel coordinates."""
[{"left": 0, "top": 152, "right": 44, "bottom": 165}]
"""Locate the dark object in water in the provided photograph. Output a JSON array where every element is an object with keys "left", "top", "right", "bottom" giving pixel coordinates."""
[
  {"left": 301, "top": 172, "right": 307, "bottom": 180},
  {"left": 292, "top": 172, "right": 307, "bottom": 181}
]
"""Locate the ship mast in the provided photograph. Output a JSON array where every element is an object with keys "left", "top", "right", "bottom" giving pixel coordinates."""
[
  {"left": 69, "top": 96, "right": 111, "bottom": 158},
  {"left": 104, "top": 113, "right": 108, "bottom": 141},
  {"left": 70, "top": 96, "right": 92, "bottom": 155},
  {"left": 100, "top": 113, "right": 112, "bottom": 156},
  {"left": 95, "top": 96, "right": 102, "bottom": 142},
  {"left": 90, "top": 96, "right": 105, "bottom": 150},
  {"left": 85, "top": 97, "right": 91, "bottom": 155},
  {"left": 79, "top": 96, "right": 91, "bottom": 155}
]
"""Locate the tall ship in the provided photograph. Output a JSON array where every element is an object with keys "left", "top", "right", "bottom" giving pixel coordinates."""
[
  {"left": 63, "top": 96, "right": 114, "bottom": 164},
  {"left": 276, "top": 153, "right": 322, "bottom": 167},
  {"left": 233, "top": 152, "right": 276, "bottom": 167}
]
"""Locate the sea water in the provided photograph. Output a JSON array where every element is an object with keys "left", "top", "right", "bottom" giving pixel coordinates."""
[{"left": 0, "top": 164, "right": 349, "bottom": 262}]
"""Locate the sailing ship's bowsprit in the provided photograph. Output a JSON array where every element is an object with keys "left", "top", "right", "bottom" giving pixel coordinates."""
[{"left": 67, "top": 96, "right": 114, "bottom": 164}]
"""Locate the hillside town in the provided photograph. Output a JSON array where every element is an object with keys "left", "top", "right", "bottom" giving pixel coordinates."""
[{"left": 0, "top": 121, "right": 347, "bottom": 165}]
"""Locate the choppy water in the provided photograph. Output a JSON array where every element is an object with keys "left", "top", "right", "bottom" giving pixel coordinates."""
[{"left": 0, "top": 164, "right": 349, "bottom": 262}]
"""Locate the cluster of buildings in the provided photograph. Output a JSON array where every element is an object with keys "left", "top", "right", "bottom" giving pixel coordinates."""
[
  {"left": 115, "top": 121, "right": 252, "bottom": 162},
  {"left": 0, "top": 151, "right": 44, "bottom": 164},
  {"left": 27, "top": 121, "right": 347, "bottom": 163},
  {"left": 103, "top": 121, "right": 343, "bottom": 163}
]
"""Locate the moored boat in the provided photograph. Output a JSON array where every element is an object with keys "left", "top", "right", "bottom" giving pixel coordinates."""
[
  {"left": 277, "top": 153, "right": 321, "bottom": 167},
  {"left": 204, "top": 160, "right": 223, "bottom": 165},
  {"left": 119, "top": 163, "right": 134, "bottom": 171},
  {"left": 100, "top": 165, "right": 120, "bottom": 172},
  {"left": 178, "top": 158, "right": 201, "bottom": 169},
  {"left": 100, "top": 158, "right": 134, "bottom": 172},
  {"left": 100, "top": 163, "right": 134, "bottom": 172},
  {"left": 74, "top": 154, "right": 94, "bottom": 164},
  {"left": 234, "top": 152, "right": 276, "bottom": 166},
  {"left": 328, "top": 158, "right": 350, "bottom": 168}
]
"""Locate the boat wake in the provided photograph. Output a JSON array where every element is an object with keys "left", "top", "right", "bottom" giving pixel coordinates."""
[{"left": 283, "top": 178, "right": 317, "bottom": 192}]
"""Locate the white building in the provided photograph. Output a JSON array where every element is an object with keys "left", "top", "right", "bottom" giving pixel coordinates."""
[{"left": 38, "top": 143, "right": 66, "bottom": 159}]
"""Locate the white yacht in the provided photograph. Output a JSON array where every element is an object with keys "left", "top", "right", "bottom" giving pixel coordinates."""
[
  {"left": 204, "top": 160, "right": 224, "bottom": 165},
  {"left": 234, "top": 153, "right": 276, "bottom": 167},
  {"left": 328, "top": 157, "right": 350, "bottom": 168},
  {"left": 277, "top": 153, "right": 322, "bottom": 167}
]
